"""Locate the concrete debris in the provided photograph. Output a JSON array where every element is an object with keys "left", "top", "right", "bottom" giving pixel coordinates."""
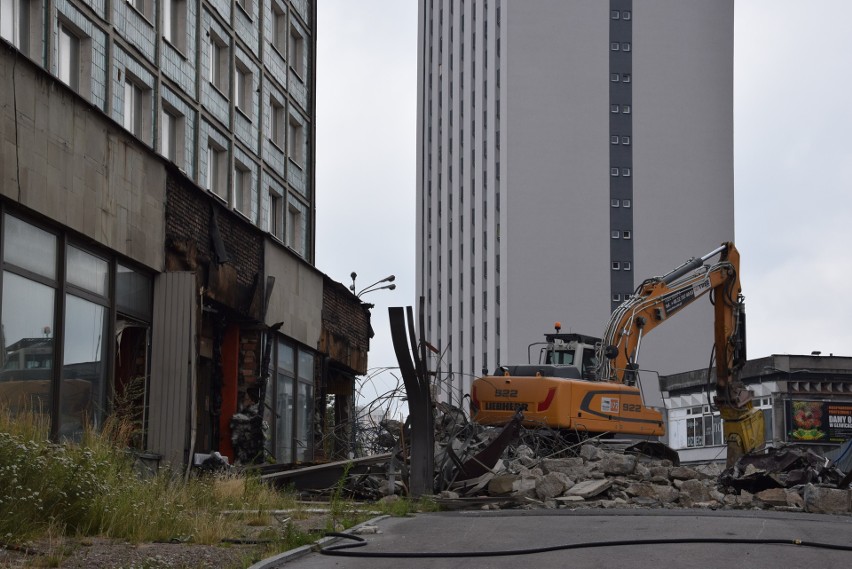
[{"left": 274, "top": 403, "right": 852, "bottom": 516}]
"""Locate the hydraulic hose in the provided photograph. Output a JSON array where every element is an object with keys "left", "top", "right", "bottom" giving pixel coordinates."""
[{"left": 320, "top": 532, "right": 852, "bottom": 558}]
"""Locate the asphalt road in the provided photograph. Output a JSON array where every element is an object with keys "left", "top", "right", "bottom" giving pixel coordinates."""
[{"left": 258, "top": 508, "right": 852, "bottom": 568}]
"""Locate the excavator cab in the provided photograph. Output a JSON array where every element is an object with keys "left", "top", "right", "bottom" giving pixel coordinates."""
[{"left": 540, "top": 324, "right": 601, "bottom": 380}]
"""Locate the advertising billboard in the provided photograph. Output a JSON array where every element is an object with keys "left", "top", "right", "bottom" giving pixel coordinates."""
[{"left": 786, "top": 400, "right": 852, "bottom": 443}]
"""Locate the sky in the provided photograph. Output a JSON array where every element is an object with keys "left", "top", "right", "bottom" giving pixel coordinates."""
[{"left": 315, "top": 1, "right": 852, "bottom": 402}]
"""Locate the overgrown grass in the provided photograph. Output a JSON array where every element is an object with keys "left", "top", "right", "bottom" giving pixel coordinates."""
[
  {"left": 0, "top": 407, "right": 299, "bottom": 548},
  {"left": 0, "top": 405, "right": 442, "bottom": 566}
]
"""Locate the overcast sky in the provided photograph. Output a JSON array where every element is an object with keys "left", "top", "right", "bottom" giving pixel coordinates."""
[{"left": 316, "top": 1, "right": 852, "bottom": 400}]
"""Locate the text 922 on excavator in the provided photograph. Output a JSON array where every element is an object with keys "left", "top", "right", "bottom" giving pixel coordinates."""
[{"left": 470, "top": 242, "right": 765, "bottom": 465}]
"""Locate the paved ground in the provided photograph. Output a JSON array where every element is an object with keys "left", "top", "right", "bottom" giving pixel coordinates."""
[{"left": 258, "top": 508, "right": 852, "bottom": 568}]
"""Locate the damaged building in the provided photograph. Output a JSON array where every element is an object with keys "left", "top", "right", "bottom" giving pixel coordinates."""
[{"left": 0, "top": 1, "right": 371, "bottom": 469}]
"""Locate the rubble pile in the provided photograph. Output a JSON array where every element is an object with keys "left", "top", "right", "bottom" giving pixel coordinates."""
[
  {"left": 281, "top": 405, "right": 852, "bottom": 516},
  {"left": 425, "top": 406, "right": 852, "bottom": 515}
]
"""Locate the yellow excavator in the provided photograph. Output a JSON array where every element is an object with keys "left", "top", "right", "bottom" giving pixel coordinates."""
[{"left": 470, "top": 242, "right": 764, "bottom": 465}]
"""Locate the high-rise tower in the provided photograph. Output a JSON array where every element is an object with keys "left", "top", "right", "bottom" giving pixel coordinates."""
[{"left": 416, "top": 0, "right": 734, "bottom": 404}]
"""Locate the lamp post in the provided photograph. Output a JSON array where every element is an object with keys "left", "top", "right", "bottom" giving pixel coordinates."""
[
  {"left": 346, "top": 273, "right": 396, "bottom": 456},
  {"left": 354, "top": 274, "right": 396, "bottom": 299}
]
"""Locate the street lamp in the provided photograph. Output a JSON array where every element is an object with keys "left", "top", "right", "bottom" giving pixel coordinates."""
[{"left": 356, "top": 275, "right": 396, "bottom": 298}]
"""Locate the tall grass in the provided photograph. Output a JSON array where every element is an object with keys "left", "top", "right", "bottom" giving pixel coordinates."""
[
  {"left": 0, "top": 406, "right": 296, "bottom": 546},
  {"left": 0, "top": 403, "right": 439, "bottom": 562}
]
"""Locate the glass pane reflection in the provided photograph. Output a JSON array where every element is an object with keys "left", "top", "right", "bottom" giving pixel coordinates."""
[
  {"left": 0, "top": 272, "right": 54, "bottom": 421},
  {"left": 67, "top": 246, "right": 108, "bottom": 296},
  {"left": 295, "top": 380, "right": 312, "bottom": 462},
  {"left": 62, "top": 295, "right": 107, "bottom": 439},
  {"left": 3, "top": 215, "right": 56, "bottom": 279}
]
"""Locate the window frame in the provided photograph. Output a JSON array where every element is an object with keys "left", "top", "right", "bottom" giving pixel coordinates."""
[
  {"left": 208, "top": 32, "right": 228, "bottom": 95},
  {"left": 206, "top": 139, "right": 227, "bottom": 200},
  {"left": 123, "top": 77, "right": 144, "bottom": 136},
  {"left": 289, "top": 24, "right": 304, "bottom": 78},
  {"left": 270, "top": 1, "right": 286, "bottom": 55},
  {"left": 269, "top": 97, "right": 285, "bottom": 149},
  {"left": 232, "top": 160, "right": 252, "bottom": 215},
  {"left": 288, "top": 114, "right": 304, "bottom": 166},
  {"left": 57, "top": 22, "right": 81, "bottom": 91},
  {"left": 268, "top": 188, "right": 283, "bottom": 240},
  {"left": 234, "top": 59, "right": 252, "bottom": 116},
  {"left": 163, "top": 0, "right": 187, "bottom": 53}
]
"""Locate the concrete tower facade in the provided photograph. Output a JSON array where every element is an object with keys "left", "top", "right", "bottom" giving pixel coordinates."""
[{"left": 416, "top": 0, "right": 735, "bottom": 405}]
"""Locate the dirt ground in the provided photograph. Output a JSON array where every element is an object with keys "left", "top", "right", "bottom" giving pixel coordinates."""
[
  {"left": 0, "top": 510, "right": 337, "bottom": 569},
  {"left": 0, "top": 538, "right": 262, "bottom": 569}
]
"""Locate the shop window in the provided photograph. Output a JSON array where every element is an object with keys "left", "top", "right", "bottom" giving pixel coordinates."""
[{"left": 0, "top": 213, "right": 152, "bottom": 442}]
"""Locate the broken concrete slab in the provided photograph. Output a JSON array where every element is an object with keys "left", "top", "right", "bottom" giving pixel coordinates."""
[
  {"left": 536, "top": 472, "right": 573, "bottom": 500},
  {"left": 803, "top": 484, "right": 851, "bottom": 514},
  {"left": 566, "top": 479, "right": 613, "bottom": 499},
  {"left": 601, "top": 453, "right": 636, "bottom": 476}
]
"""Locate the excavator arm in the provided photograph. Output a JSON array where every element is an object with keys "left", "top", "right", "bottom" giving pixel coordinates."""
[{"left": 597, "top": 242, "right": 763, "bottom": 465}]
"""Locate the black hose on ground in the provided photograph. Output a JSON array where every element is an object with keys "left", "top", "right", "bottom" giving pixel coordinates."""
[{"left": 320, "top": 532, "right": 852, "bottom": 558}]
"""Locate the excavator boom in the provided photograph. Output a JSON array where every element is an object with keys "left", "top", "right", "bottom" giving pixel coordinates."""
[{"left": 596, "top": 242, "right": 763, "bottom": 465}]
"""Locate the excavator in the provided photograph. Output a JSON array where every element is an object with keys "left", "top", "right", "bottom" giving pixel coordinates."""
[{"left": 470, "top": 242, "right": 764, "bottom": 465}]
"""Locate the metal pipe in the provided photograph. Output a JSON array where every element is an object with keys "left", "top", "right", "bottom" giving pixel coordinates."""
[{"left": 661, "top": 244, "right": 727, "bottom": 285}]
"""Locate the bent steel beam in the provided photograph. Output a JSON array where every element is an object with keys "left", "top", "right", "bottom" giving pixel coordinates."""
[{"left": 389, "top": 305, "right": 434, "bottom": 496}]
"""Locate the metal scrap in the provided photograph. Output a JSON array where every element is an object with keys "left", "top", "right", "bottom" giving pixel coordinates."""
[{"left": 720, "top": 444, "right": 848, "bottom": 493}]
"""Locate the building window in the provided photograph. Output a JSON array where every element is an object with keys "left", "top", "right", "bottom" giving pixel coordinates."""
[
  {"left": 268, "top": 189, "right": 283, "bottom": 239},
  {"left": 270, "top": 97, "right": 285, "bottom": 148},
  {"left": 58, "top": 23, "right": 80, "bottom": 91},
  {"left": 123, "top": 78, "right": 144, "bottom": 137},
  {"left": 163, "top": 0, "right": 187, "bottom": 52},
  {"left": 623, "top": 199, "right": 631, "bottom": 208},
  {"left": 295, "top": 350, "right": 314, "bottom": 462},
  {"left": 160, "top": 105, "right": 185, "bottom": 168},
  {"left": 687, "top": 412, "right": 722, "bottom": 448},
  {"left": 206, "top": 140, "right": 226, "bottom": 199},
  {"left": 611, "top": 230, "right": 620, "bottom": 239},
  {"left": 286, "top": 202, "right": 301, "bottom": 250},
  {"left": 233, "top": 162, "right": 251, "bottom": 214},
  {"left": 235, "top": 61, "right": 252, "bottom": 115},
  {"left": 271, "top": 2, "right": 286, "bottom": 55},
  {"left": 612, "top": 262, "right": 620, "bottom": 270},
  {"left": 288, "top": 114, "right": 303, "bottom": 165},
  {"left": 270, "top": 341, "right": 294, "bottom": 462},
  {"left": 1, "top": 0, "right": 28, "bottom": 51},
  {"left": 610, "top": 167, "right": 620, "bottom": 177},
  {"left": 289, "top": 25, "right": 304, "bottom": 77},
  {"left": 127, "top": 0, "right": 153, "bottom": 20},
  {"left": 1, "top": 214, "right": 152, "bottom": 442},
  {"left": 623, "top": 230, "right": 632, "bottom": 240},
  {"left": 209, "top": 33, "right": 228, "bottom": 94}
]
